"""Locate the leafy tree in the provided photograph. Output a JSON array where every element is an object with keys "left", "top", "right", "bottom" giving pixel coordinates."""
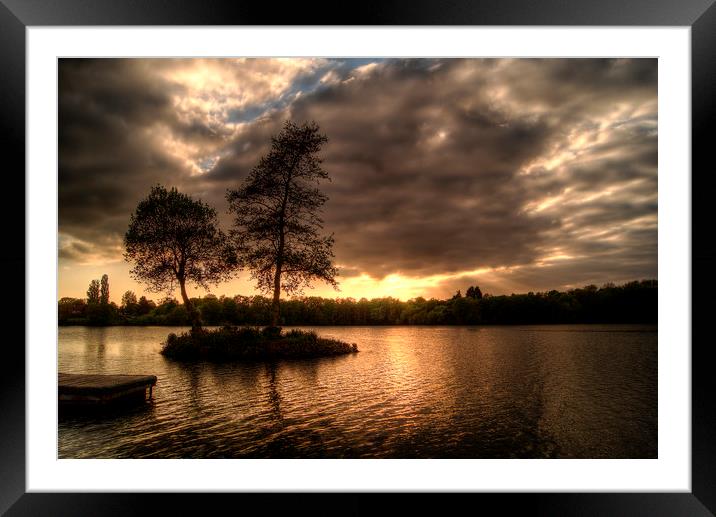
[
  {"left": 121, "top": 290, "right": 138, "bottom": 315},
  {"left": 198, "top": 294, "right": 223, "bottom": 325},
  {"left": 158, "top": 296, "right": 179, "bottom": 309},
  {"left": 124, "top": 185, "right": 237, "bottom": 329},
  {"left": 87, "top": 279, "right": 100, "bottom": 305},
  {"left": 121, "top": 290, "right": 138, "bottom": 308},
  {"left": 227, "top": 121, "right": 338, "bottom": 327},
  {"left": 466, "top": 285, "right": 483, "bottom": 299},
  {"left": 100, "top": 274, "right": 110, "bottom": 305},
  {"left": 137, "top": 296, "right": 155, "bottom": 315},
  {"left": 58, "top": 297, "right": 87, "bottom": 323}
]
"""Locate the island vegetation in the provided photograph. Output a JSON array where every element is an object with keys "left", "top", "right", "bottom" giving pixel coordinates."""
[
  {"left": 160, "top": 326, "right": 357, "bottom": 361},
  {"left": 121, "top": 120, "right": 352, "bottom": 360}
]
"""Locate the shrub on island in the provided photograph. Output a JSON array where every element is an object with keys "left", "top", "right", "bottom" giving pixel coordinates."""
[{"left": 160, "top": 326, "right": 358, "bottom": 361}]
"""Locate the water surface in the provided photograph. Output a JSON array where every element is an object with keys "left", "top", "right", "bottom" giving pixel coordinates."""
[{"left": 58, "top": 325, "right": 657, "bottom": 458}]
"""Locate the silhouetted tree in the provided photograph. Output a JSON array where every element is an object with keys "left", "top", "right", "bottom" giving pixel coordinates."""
[
  {"left": 58, "top": 297, "right": 87, "bottom": 323},
  {"left": 199, "top": 294, "right": 223, "bottom": 325},
  {"left": 86, "top": 276, "right": 113, "bottom": 325},
  {"left": 100, "top": 274, "right": 110, "bottom": 305},
  {"left": 124, "top": 185, "right": 237, "bottom": 329},
  {"left": 227, "top": 121, "right": 338, "bottom": 327},
  {"left": 136, "top": 296, "right": 155, "bottom": 315},
  {"left": 121, "top": 290, "right": 138, "bottom": 316},
  {"left": 466, "top": 285, "right": 483, "bottom": 299},
  {"left": 121, "top": 290, "right": 137, "bottom": 308},
  {"left": 87, "top": 279, "right": 100, "bottom": 305}
]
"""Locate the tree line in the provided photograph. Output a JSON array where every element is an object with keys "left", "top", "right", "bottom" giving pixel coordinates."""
[{"left": 58, "top": 279, "right": 657, "bottom": 326}]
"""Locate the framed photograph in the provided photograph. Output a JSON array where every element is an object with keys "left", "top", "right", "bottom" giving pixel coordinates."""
[{"left": 3, "top": 0, "right": 714, "bottom": 514}]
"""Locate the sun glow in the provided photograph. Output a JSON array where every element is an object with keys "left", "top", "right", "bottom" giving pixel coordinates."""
[{"left": 338, "top": 266, "right": 507, "bottom": 300}]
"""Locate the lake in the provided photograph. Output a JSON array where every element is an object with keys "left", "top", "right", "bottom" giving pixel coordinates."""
[{"left": 58, "top": 325, "right": 657, "bottom": 458}]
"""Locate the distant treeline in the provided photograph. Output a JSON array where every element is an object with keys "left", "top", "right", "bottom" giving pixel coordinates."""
[{"left": 59, "top": 279, "right": 657, "bottom": 326}]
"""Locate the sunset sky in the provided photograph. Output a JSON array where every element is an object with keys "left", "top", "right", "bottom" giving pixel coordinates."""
[{"left": 58, "top": 58, "right": 657, "bottom": 304}]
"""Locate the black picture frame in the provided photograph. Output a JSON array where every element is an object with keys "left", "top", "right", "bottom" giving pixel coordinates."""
[{"left": 2, "top": 1, "right": 714, "bottom": 515}]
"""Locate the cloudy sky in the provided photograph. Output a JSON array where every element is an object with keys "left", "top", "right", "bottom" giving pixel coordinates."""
[{"left": 58, "top": 58, "right": 657, "bottom": 303}]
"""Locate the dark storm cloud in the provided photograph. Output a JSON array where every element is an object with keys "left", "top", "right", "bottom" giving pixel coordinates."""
[
  {"left": 59, "top": 58, "right": 331, "bottom": 258},
  {"left": 203, "top": 58, "right": 657, "bottom": 282},
  {"left": 59, "top": 59, "right": 198, "bottom": 251},
  {"left": 59, "top": 57, "right": 657, "bottom": 294}
]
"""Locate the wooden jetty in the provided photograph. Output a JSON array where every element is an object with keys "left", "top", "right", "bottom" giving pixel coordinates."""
[{"left": 58, "top": 373, "right": 157, "bottom": 407}]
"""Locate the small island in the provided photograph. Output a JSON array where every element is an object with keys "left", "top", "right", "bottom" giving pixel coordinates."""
[
  {"left": 122, "top": 122, "right": 350, "bottom": 361},
  {"left": 160, "top": 326, "right": 358, "bottom": 361}
]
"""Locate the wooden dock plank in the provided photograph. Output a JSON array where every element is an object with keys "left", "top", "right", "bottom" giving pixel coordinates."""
[
  {"left": 59, "top": 373, "right": 157, "bottom": 392},
  {"left": 58, "top": 373, "right": 157, "bottom": 406}
]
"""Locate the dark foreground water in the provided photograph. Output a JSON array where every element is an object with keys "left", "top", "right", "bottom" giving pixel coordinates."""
[{"left": 58, "top": 325, "right": 657, "bottom": 458}]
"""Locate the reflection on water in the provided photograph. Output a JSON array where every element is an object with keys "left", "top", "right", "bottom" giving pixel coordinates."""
[{"left": 58, "top": 325, "right": 657, "bottom": 458}]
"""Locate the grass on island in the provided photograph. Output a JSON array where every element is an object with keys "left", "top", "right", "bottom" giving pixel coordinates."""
[{"left": 160, "top": 326, "right": 359, "bottom": 361}]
